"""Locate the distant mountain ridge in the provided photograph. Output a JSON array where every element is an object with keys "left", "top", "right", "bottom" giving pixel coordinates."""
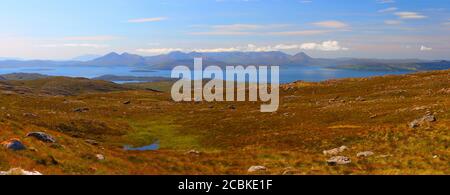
[{"left": 0, "top": 51, "right": 449, "bottom": 72}]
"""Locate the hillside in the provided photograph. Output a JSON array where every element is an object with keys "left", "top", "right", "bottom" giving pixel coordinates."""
[{"left": 0, "top": 70, "right": 448, "bottom": 175}]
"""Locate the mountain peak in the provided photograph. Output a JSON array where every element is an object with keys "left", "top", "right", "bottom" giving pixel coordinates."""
[{"left": 104, "top": 52, "right": 120, "bottom": 57}]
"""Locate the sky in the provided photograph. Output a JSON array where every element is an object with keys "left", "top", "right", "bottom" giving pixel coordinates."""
[{"left": 0, "top": 0, "right": 449, "bottom": 60}]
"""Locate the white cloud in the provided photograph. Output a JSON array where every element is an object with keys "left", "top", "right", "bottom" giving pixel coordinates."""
[
  {"left": 377, "top": 0, "right": 395, "bottom": 4},
  {"left": 127, "top": 17, "right": 167, "bottom": 23},
  {"left": 395, "top": 12, "right": 427, "bottom": 19},
  {"left": 385, "top": 20, "right": 402, "bottom": 25},
  {"left": 378, "top": 7, "right": 398, "bottom": 13},
  {"left": 300, "top": 0, "right": 313, "bottom": 3},
  {"left": 299, "top": 41, "right": 349, "bottom": 51},
  {"left": 135, "top": 41, "right": 348, "bottom": 54},
  {"left": 420, "top": 45, "right": 432, "bottom": 51},
  {"left": 312, "top": 20, "right": 348, "bottom": 28}
]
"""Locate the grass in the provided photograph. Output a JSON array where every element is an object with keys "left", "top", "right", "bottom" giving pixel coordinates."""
[
  {"left": 0, "top": 70, "right": 449, "bottom": 174},
  {"left": 125, "top": 119, "right": 200, "bottom": 150}
]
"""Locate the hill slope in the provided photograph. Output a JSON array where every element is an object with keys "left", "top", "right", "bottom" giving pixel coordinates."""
[{"left": 0, "top": 70, "right": 448, "bottom": 175}]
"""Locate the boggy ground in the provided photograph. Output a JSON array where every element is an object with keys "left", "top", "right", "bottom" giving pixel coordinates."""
[{"left": 0, "top": 70, "right": 449, "bottom": 175}]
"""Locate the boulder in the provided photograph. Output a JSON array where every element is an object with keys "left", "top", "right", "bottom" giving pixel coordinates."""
[
  {"left": 0, "top": 168, "right": 42, "bottom": 175},
  {"left": 1, "top": 139, "right": 26, "bottom": 151},
  {"left": 248, "top": 166, "right": 267, "bottom": 173},
  {"left": 26, "top": 132, "right": 56, "bottom": 143},
  {"left": 323, "top": 146, "right": 348, "bottom": 156},
  {"left": 186, "top": 150, "right": 201, "bottom": 155},
  {"left": 96, "top": 154, "right": 105, "bottom": 161},
  {"left": 409, "top": 113, "right": 437, "bottom": 129},
  {"left": 73, "top": 107, "right": 89, "bottom": 113},
  {"left": 327, "top": 156, "right": 351, "bottom": 166}
]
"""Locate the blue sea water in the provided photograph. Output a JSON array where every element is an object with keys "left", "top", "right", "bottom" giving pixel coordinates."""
[{"left": 0, "top": 65, "right": 413, "bottom": 84}]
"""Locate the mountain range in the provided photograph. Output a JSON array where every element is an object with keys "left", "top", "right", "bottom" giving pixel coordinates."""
[{"left": 1, "top": 51, "right": 449, "bottom": 71}]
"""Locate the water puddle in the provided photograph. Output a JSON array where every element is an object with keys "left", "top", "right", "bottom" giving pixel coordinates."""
[{"left": 123, "top": 140, "right": 160, "bottom": 151}]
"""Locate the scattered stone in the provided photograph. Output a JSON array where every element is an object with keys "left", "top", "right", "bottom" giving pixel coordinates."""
[
  {"left": 186, "top": 150, "right": 201, "bottom": 155},
  {"left": 327, "top": 156, "right": 351, "bottom": 166},
  {"left": 85, "top": 139, "right": 100, "bottom": 146},
  {"left": 248, "top": 166, "right": 267, "bottom": 173},
  {"left": 228, "top": 105, "right": 236, "bottom": 110},
  {"left": 409, "top": 113, "right": 437, "bottom": 129},
  {"left": 26, "top": 132, "right": 56, "bottom": 143},
  {"left": 281, "top": 167, "right": 295, "bottom": 175},
  {"left": 1, "top": 139, "right": 26, "bottom": 151},
  {"left": 422, "top": 113, "right": 437, "bottom": 122},
  {"left": 0, "top": 168, "right": 42, "bottom": 175},
  {"left": 123, "top": 100, "right": 131, "bottom": 105},
  {"left": 357, "top": 151, "right": 374, "bottom": 158},
  {"left": 23, "top": 113, "right": 38, "bottom": 118},
  {"left": 355, "top": 96, "right": 366, "bottom": 101},
  {"left": 369, "top": 114, "right": 378, "bottom": 119},
  {"left": 438, "top": 88, "right": 450, "bottom": 94},
  {"left": 73, "top": 107, "right": 89, "bottom": 113},
  {"left": 323, "top": 146, "right": 348, "bottom": 156},
  {"left": 96, "top": 154, "right": 105, "bottom": 161}
]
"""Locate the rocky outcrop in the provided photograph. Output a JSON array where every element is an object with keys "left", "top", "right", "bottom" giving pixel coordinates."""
[
  {"left": 26, "top": 132, "right": 56, "bottom": 143},
  {"left": 327, "top": 156, "right": 351, "bottom": 166},
  {"left": 323, "top": 146, "right": 348, "bottom": 156},
  {"left": 0, "top": 168, "right": 42, "bottom": 175},
  {"left": 248, "top": 166, "right": 267, "bottom": 173},
  {"left": 1, "top": 139, "right": 26, "bottom": 151}
]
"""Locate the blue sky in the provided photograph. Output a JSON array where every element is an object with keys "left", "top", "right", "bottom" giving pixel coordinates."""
[{"left": 1, "top": 0, "right": 449, "bottom": 60}]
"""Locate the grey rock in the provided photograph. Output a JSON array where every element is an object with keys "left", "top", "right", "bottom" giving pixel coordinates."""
[
  {"left": 248, "top": 166, "right": 267, "bottom": 173},
  {"left": 0, "top": 168, "right": 42, "bottom": 175},
  {"left": 1, "top": 139, "right": 26, "bottom": 151},
  {"left": 323, "top": 146, "right": 348, "bottom": 156},
  {"left": 327, "top": 156, "right": 351, "bottom": 166},
  {"left": 26, "top": 132, "right": 56, "bottom": 143}
]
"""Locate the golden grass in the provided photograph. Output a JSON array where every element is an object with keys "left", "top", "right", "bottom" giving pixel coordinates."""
[{"left": 0, "top": 70, "right": 449, "bottom": 174}]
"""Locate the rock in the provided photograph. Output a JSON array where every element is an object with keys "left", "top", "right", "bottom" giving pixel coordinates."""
[
  {"left": 1, "top": 139, "right": 26, "bottom": 151},
  {"left": 186, "top": 150, "right": 201, "bottom": 155},
  {"left": 26, "top": 132, "right": 56, "bottom": 143},
  {"left": 281, "top": 167, "right": 295, "bottom": 175},
  {"left": 73, "top": 107, "right": 89, "bottom": 113},
  {"left": 23, "top": 113, "right": 38, "bottom": 118},
  {"left": 123, "top": 100, "right": 131, "bottom": 105},
  {"left": 422, "top": 113, "right": 436, "bottom": 122},
  {"left": 248, "top": 166, "right": 267, "bottom": 173},
  {"left": 85, "top": 139, "right": 100, "bottom": 146},
  {"left": 228, "top": 105, "right": 236, "bottom": 110},
  {"left": 409, "top": 113, "right": 437, "bottom": 129},
  {"left": 327, "top": 156, "right": 351, "bottom": 166},
  {"left": 357, "top": 151, "right": 374, "bottom": 158},
  {"left": 323, "top": 146, "right": 348, "bottom": 156},
  {"left": 355, "top": 96, "right": 366, "bottom": 101},
  {"left": 96, "top": 154, "right": 105, "bottom": 161},
  {"left": 409, "top": 120, "right": 421, "bottom": 128},
  {"left": 0, "top": 168, "right": 42, "bottom": 175}
]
